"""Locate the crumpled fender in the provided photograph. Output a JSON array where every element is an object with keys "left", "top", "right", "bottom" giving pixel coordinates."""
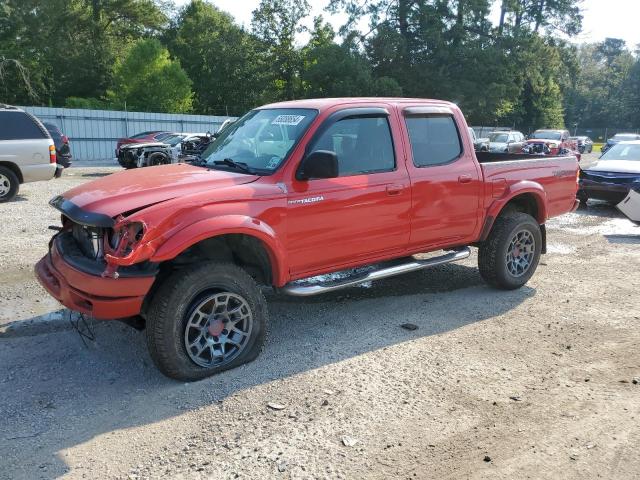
[
  {"left": 480, "top": 180, "right": 548, "bottom": 241},
  {"left": 150, "top": 215, "right": 287, "bottom": 286}
]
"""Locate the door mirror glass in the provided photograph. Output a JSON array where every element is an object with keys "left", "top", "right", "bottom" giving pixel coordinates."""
[{"left": 297, "top": 150, "right": 339, "bottom": 180}]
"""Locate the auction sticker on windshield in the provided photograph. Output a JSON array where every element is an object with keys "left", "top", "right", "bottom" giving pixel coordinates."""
[{"left": 272, "top": 115, "right": 306, "bottom": 126}]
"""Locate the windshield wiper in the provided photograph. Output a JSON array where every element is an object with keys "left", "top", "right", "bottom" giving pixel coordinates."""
[{"left": 212, "top": 158, "right": 255, "bottom": 174}]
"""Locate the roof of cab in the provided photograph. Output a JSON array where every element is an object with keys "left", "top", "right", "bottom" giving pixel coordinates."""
[{"left": 258, "top": 97, "right": 457, "bottom": 112}]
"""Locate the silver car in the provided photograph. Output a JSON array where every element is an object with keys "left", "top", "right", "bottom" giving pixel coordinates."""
[
  {"left": 0, "top": 105, "right": 57, "bottom": 202},
  {"left": 488, "top": 130, "right": 525, "bottom": 153}
]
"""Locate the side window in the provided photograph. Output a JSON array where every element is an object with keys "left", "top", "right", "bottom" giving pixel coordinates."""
[
  {"left": 0, "top": 111, "right": 48, "bottom": 141},
  {"left": 309, "top": 116, "right": 395, "bottom": 176},
  {"left": 405, "top": 115, "right": 462, "bottom": 167}
]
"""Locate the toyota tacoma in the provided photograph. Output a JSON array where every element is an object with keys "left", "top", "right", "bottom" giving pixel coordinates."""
[{"left": 36, "top": 98, "right": 580, "bottom": 381}]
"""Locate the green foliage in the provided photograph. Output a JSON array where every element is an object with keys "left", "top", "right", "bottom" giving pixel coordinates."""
[
  {"left": 251, "top": 0, "right": 310, "bottom": 100},
  {"left": 1, "top": 0, "right": 637, "bottom": 133},
  {"left": 109, "top": 39, "right": 193, "bottom": 113},
  {"left": 165, "top": 0, "right": 266, "bottom": 115}
]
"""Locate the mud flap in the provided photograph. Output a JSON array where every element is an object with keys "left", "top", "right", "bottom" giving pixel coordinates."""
[{"left": 540, "top": 224, "right": 547, "bottom": 254}]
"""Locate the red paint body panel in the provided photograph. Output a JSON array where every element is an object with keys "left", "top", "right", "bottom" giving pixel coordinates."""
[
  {"left": 35, "top": 240, "right": 153, "bottom": 319},
  {"left": 36, "top": 98, "right": 580, "bottom": 319}
]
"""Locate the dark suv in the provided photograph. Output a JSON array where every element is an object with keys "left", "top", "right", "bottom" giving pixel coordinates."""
[{"left": 43, "top": 122, "right": 72, "bottom": 176}]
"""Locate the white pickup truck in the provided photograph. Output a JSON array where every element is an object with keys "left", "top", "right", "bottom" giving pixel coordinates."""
[{"left": 0, "top": 105, "right": 58, "bottom": 202}]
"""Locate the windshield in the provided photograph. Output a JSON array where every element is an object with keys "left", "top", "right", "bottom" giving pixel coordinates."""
[
  {"left": 530, "top": 131, "right": 562, "bottom": 140},
  {"left": 163, "top": 135, "right": 185, "bottom": 146},
  {"left": 600, "top": 143, "right": 640, "bottom": 161},
  {"left": 489, "top": 133, "right": 509, "bottom": 143},
  {"left": 201, "top": 108, "right": 318, "bottom": 174},
  {"left": 612, "top": 134, "right": 640, "bottom": 141}
]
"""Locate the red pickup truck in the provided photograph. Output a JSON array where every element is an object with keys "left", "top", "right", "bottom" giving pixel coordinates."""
[{"left": 36, "top": 98, "right": 579, "bottom": 381}]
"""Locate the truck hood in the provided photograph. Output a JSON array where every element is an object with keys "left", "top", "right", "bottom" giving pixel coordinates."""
[
  {"left": 585, "top": 160, "right": 640, "bottom": 175},
  {"left": 60, "top": 164, "right": 259, "bottom": 218}
]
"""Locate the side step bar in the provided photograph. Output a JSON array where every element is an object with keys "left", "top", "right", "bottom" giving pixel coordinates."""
[{"left": 281, "top": 247, "right": 471, "bottom": 297}]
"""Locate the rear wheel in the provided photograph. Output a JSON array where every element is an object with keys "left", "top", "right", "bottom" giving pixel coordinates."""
[
  {"left": 0, "top": 167, "right": 19, "bottom": 203},
  {"left": 478, "top": 213, "right": 542, "bottom": 290},
  {"left": 146, "top": 262, "right": 269, "bottom": 381}
]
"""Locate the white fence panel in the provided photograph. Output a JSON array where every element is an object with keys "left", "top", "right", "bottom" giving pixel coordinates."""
[{"left": 21, "top": 106, "right": 236, "bottom": 162}]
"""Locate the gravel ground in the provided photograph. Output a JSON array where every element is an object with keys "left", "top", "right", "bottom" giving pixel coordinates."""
[{"left": 1, "top": 157, "right": 639, "bottom": 479}]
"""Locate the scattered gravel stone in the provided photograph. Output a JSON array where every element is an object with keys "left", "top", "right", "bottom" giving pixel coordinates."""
[
  {"left": 342, "top": 436, "right": 359, "bottom": 447},
  {"left": 483, "top": 456, "right": 491, "bottom": 462},
  {"left": 267, "top": 403, "right": 286, "bottom": 411},
  {"left": 400, "top": 323, "right": 419, "bottom": 331}
]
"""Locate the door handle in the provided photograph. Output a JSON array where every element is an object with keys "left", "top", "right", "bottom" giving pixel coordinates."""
[
  {"left": 386, "top": 184, "right": 403, "bottom": 195},
  {"left": 458, "top": 175, "right": 473, "bottom": 184}
]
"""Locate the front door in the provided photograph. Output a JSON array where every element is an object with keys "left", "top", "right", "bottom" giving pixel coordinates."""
[{"left": 286, "top": 109, "right": 411, "bottom": 276}]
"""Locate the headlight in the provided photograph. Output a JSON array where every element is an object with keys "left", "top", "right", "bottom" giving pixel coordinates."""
[{"left": 108, "top": 221, "right": 145, "bottom": 252}]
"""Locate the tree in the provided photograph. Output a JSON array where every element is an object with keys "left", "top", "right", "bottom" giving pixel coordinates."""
[
  {"left": 0, "top": 0, "right": 167, "bottom": 106},
  {"left": 251, "top": 0, "right": 310, "bottom": 101},
  {"left": 109, "top": 38, "right": 193, "bottom": 113},
  {"left": 166, "top": 0, "right": 267, "bottom": 115}
]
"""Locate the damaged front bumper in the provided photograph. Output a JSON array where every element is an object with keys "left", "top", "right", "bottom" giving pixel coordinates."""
[
  {"left": 34, "top": 235, "right": 157, "bottom": 319},
  {"left": 579, "top": 171, "right": 640, "bottom": 203}
]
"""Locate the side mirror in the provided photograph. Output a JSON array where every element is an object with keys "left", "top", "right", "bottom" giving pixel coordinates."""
[{"left": 296, "top": 150, "right": 338, "bottom": 180}]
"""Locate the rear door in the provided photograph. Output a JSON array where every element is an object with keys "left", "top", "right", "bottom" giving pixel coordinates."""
[
  {"left": 0, "top": 111, "right": 52, "bottom": 168},
  {"left": 400, "top": 106, "right": 483, "bottom": 249},
  {"left": 286, "top": 106, "right": 411, "bottom": 275}
]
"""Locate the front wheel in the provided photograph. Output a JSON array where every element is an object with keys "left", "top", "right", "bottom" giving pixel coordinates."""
[
  {"left": 478, "top": 213, "right": 542, "bottom": 290},
  {"left": 0, "top": 166, "right": 19, "bottom": 202},
  {"left": 146, "top": 262, "right": 269, "bottom": 381}
]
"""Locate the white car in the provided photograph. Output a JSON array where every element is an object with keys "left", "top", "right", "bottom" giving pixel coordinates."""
[{"left": 0, "top": 105, "right": 58, "bottom": 202}]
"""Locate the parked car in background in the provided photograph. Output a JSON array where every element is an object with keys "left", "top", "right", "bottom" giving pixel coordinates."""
[
  {"left": 601, "top": 133, "right": 640, "bottom": 154},
  {"left": 488, "top": 130, "right": 525, "bottom": 153},
  {"left": 115, "top": 131, "right": 172, "bottom": 157},
  {"left": 36, "top": 97, "right": 579, "bottom": 380},
  {"left": 578, "top": 141, "right": 640, "bottom": 204},
  {"left": 117, "top": 133, "right": 191, "bottom": 169},
  {"left": 0, "top": 105, "right": 58, "bottom": 202},
  {"left": 524, "top": 129, "right": 577, "bottom": 156},
  {"left": 569, "top": 136, "right": 593, "bottom": 154},
  {"left": 468, "top": 127, "right": 489, "bottom": 152},
  {"left": 43, "top": 122, "right": 72, "bottom": 177}
]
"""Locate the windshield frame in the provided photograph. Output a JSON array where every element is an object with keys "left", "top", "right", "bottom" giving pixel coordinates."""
[{"left": 200, "top": 107, "right": 319, "bottom": 176}]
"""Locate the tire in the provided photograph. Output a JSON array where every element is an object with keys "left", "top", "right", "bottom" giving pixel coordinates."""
[
  {"left": 147, "top": 152, "right": 169, "bottom": 167},
  {"left": 146, "top": 262, "right": 269, "bottom": 381},
  {"left": 577, "top": 191, "right": 589, "bottom": 206},
  {"left": 478, "top": 212, "right": 542, "bottom": 290},
  {"left": 0, "top": 166, "right": 19, "bottom": 203}
]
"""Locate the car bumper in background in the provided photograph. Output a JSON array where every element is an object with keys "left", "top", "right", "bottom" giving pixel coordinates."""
[
  {"left": 579, "top": 179, "right": 631, "bottom": 203},
  {"left": 21, "top": 163, "right": 57, "bottom": 183},
  {"left": 34, "top": 239, "right": 156, "bottom": 320}
]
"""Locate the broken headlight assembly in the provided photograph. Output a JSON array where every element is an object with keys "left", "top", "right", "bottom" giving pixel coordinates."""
[{"left": 102, "top": 220, "right": 155, "bottom": 277}]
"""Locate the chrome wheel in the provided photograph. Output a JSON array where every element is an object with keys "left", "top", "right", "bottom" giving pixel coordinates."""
[
  {"left": 0, "top": 174, "right": 10, "bottom": 197},
  {"left": 505, "top": 230, "right": 536, "bottom": 277},
  {"left": 184, "top": 292, "right": 253, "bottom": 368}
]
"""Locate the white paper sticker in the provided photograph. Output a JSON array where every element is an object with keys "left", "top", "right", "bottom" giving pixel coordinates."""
[{"left": 272, "top": 114, "right": 306, "bottom": 126}]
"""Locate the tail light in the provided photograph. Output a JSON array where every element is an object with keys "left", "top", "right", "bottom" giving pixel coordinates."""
[{"left": 49, "top": 144, "right": 56, "bottom": 163}]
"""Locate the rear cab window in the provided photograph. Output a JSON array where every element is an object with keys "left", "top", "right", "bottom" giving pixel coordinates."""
[
  {"left": 404, "top": 110, "right": 463, "bottom": 167},
  {"left": 0, "top": 111, "right": 49, "bottom": 141}
]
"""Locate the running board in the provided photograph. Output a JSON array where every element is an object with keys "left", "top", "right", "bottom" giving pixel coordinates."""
[{"left": 281, "top": 247, "right": 472, "bottom": 297}]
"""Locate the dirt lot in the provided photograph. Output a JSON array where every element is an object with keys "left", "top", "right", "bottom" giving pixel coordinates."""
[{"left": 1, "top": 161, "right": 639, "bottom": 479}]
